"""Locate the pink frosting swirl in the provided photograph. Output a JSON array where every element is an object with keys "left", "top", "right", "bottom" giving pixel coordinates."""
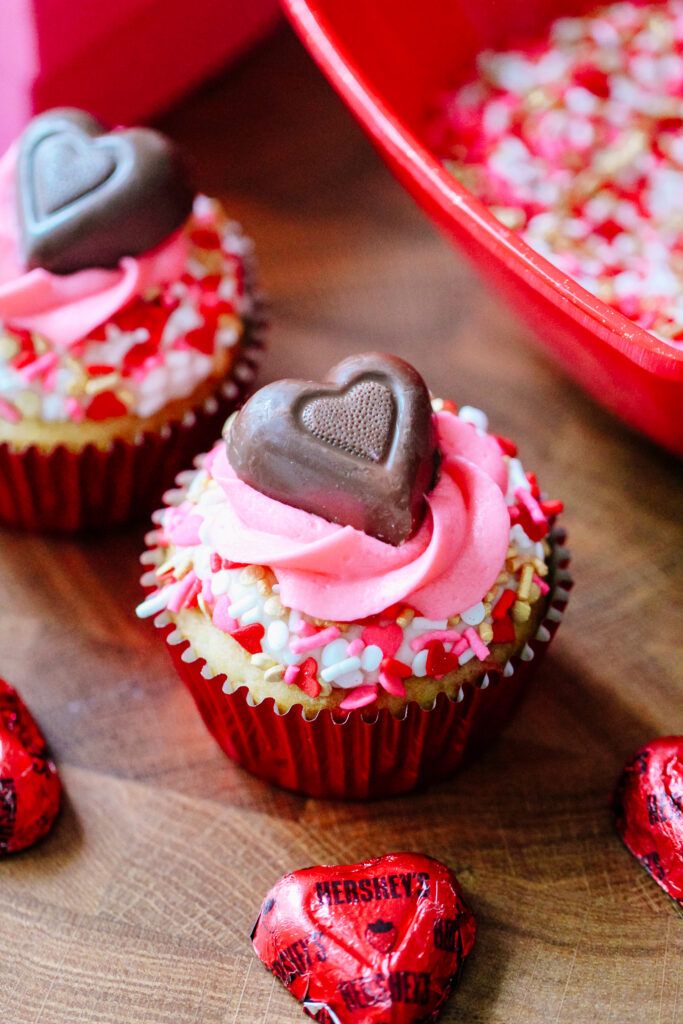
[
  {"left": 201, "top": 412, "right": 510, "bottom": 622},
  {"left": 0, "top": 145, "right": 188, "bottom": 348}
]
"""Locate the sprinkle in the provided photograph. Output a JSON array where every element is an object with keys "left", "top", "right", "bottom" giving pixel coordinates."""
[
  {"left": 540, "top": 499, "right": 564, "bottom": 517},
  {"left": 0, "top": 397, "right": 20, "bottom": 423},
  {"left": 517, "top": 563, "right": 535, "bottom": 602},
  {"left": 378, "top": 669, "right": 407, "bottom": 698},
  {"left": 410, "top": 629, "right": 469, "bottom": 653},
  {"left": 251, "top": 653, "right": 276, "bottom": 668},
  {"left": 320, "top": 656, "right": 362, "bottom": 683},
  {"left": 284, "top": 665, "right": 300, "bottom": 685},
  {"left": 17, "top": 351, "right": 58, "bottom": 381},
  {"left": 291, "top": 626, "right": 341, "bottom": 655},
  {"left": 533, "top": 573, "right": 551, "bottom": 596},
  {"left": 492, "top": 617, "right": 516, "bottom": 643},
  {"left": 339, "top": 685, "right": 378, "bottom": 711},
  {"left": 346, "top": 638, "right": 365, "bottom": 657},
  {"left": 515, "top": 487, "right": 549, "bottom": 541},
  {"left": 264, "top": 665, "right": 285, "bottom": 682},
  {"left": 381, "top": 657, "right": 413, "bottom": 679},
  {"left": 492, "top": 588, "right": 517, "bottom": 620},
  {"left": 360, "top": 645, "right": 383, "bottom": 672},
  {"left": 230, "top": 623, "right": 265, "bottom": 654},
  {"left": 166, "top": 571, "right": 200, "bottom": 613},
  {"left": 212, "top": 594, "right": 237, "bottom": 633},
  {"left": 479, "top": 621, "right": 494, "bottom": 645},
  {"left": 512, "top": 600, "right": 531, "bottom": 624},
  {"left": 228, "top": 594, "right": 257, "bottom": 617},
  {"left": 240, "top": 565, "right": 264, "bottom": 584},
  {"left": 464, "top": 627, "right": 490, "bottom": 661},
  {"left": 496, "top": 434, "right": 518, "bottom": 456},
  {"left": 135, "top": 590, "right": 170, "bottom": 618}
]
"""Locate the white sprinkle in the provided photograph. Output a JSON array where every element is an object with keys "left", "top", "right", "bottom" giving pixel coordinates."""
[
  {"left": 411, "top": 650, "right": 429, "bottom": 677},
  {"left": 412, "top": 617, "right": 448, "bottom": 631},
  {"left": 458, "top": 405, "right": 489, "bottom": 433},
  {"left": 229, "top": 594, "right": 255, "bottom": 617},
  {"left": 320, "top": 657, "right": 362, "bottom": 683},
  {"left": 135, "top": 590, "right": 170, "bottom": 619},
  {"left": 460, "top": 601, "right": 486, "bottom": 626},
  {"left": 267, "top": 620, "right": 290, "bottom": 652},
  {"left": 321, "top": 638, "right": 350, "bottom": 666},
  {"left": 458, "top": 648, "right": 476, "bottom": 666},
  {"left": 240, "top": 606, "right": 262, "bottom": 626},
  {"left": 360, "top": 645, "right": 383, "bottom": 672}
]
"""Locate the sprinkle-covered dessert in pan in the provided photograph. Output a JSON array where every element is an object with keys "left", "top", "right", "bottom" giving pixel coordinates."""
[
  {"left": 0, "top": 108, "right": 264, "bottom": 531},
  {"left": 429, "top": 0, "right": 683, "bottom": 349},
  {"left": 138, "top": 352, "right": 570, "bottom": 798}
]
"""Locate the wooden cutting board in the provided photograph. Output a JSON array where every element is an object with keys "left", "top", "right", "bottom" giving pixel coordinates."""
[{"left": 0, "top": 25, "right": 681, "bottom": 1024}]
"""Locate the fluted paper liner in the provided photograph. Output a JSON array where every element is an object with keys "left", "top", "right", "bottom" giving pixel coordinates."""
[
  {"left": 0, "top": 311, "right": 266, "bottom": 532},
  {"left": 143, "top": 503, "right": 571, "bottom": 798}
]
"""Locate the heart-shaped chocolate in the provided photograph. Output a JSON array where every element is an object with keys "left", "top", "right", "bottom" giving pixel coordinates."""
[
  {"left": 0, "top": 678, "right": 61, "bottom": 855},
  {"left": 18, "top": 108, "right": 195, "bottom": 274},
  {"left": 226, "top": 353, "right": 439, "bottom": 545},
  {"left": 614, "top": 737, "right": 683, "bottom": 904},
  {"left": 252, "top": 853, "right": 476, "bottom": 1023}
]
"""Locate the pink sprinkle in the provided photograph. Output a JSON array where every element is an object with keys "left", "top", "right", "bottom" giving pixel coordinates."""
[
  {"left": 209, "top": 552, "right": 222, "bottom": 573},
  {"left": 284, "top": 665, "right": 300, "bottom": 685},
  {"left": 290, "top": 626, "right": 341, "bottom": 654},
  {"left": 65, "top": 397, "right": 85, "bottom": 422},
  {"left": 533, "top": 573, "right": 550, "bottom": 596},
  {"left": 201, "top": 578, "right": 214, "bottom": 606},
  {"left": 165, "top": 571, "right": 200, "bottom": 613},
  {"left": 411, "top": 629, "right": 468, "bottom": 652},
  {"left": 464, "top": 627, "right": 490, "bottom": 661},
  {"left": 378, "top": 670, "right": 406, "bottom": 698},
  {"left": 212, "top": 594, "right": 237, "bottom": 633},
  {"left": 292, "top": 620, "right": 317, "bottom": 637},
  {"left": 339, "top": 684, "right": 378, "bottom": 711},
  {"left": 0, "top": 397, "right": 20, "bottom": 423},
  {"left": 17, "top": 351, "right": 58, "bottom": 382},
  {"left": 347, "top": 638, "right": 365, "bottom": 657},
  {"left": 515, "top": 487, "right": 548, "bottom": 529}
]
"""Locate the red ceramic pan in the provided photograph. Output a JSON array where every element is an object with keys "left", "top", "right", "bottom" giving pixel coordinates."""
[{"left": 282, "top": 0, "right": 683, "bottom": 455}]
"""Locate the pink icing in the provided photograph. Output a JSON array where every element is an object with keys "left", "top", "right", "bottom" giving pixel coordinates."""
[
  {"left": 202, "top": 413, "right": 510, "bottom": 622},
  {"left": 0, "top": 145, "right": 189, "bottom": 348}
]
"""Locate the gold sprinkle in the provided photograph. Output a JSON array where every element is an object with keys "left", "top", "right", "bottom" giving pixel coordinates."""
[
  {"left": 197, "top": 593, "right": 208, "bottom": 617},
  {"left": 240, "top": 565, "right": 265, "bottom": 585},
  {"left": 533, "top": 558, "right": 549, "bottom": 578},
  {"left": 264, "top": 665, "right": 285, "bottom": 682},
  {"left": 529, "top": 583, "right": 541, "bottom": 604},
  {"left": 512, "top": 600, "right": 531, "bottom": 624},
  {"left": 397, "top": 607, "right": 415, "bottom": 628},
  {"left": 479, "top": 622, "right": 493, "bottom": 645},
  {"left": 264, "top": 596, "right": 285, "bottom": 618},
  {"left": 0, "top": 334, "right": 19, "bottom": 360},
  {"left": 447, "top": 614, "right": 461, "bottom": 627},
  {"left": 517, "top": 564, "right": 534, "bottom": 602},
  {"left": 84, "top": 372, "right": 120, "bottom": 396},
  {"left": 256, "top": 579, "right": 272, "bottom": 597}
]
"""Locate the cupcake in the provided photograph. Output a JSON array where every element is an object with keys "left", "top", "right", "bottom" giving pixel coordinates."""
[
  {"left": 0, "top": 108, "right": 264, "bottom": 531},
  {"left": 138, "top": 352, "right": 570, "bottom": 798}
]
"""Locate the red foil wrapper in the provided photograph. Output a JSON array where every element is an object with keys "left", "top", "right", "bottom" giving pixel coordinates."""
[
  {"left": 0, "top": 678, "right": 61, "bottom": 855},
  {"left": 252, "top": 853, "right": 476, "bottom": 1023},
  {"left": 614, "top": 737, "right": 683, "bottom": 904},
  {"left": 0, "top": 332, "right": 264, "bottom": 533},
  {"left": 151, "top": 532, "right": 570, "bottom": 799}
]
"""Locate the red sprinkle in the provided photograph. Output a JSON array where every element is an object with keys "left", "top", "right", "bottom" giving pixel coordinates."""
[
  {"left": 230, "top": 624, "right": 265, "bottom": 654},
  {"left": 492, "top": 618, "right": 516, "bottom": 644},
  {"left": 495, "top": 434, "right": 518, "bottom": 457},
  {"left": 540, "top": 499, "right": 564, "bottom": 517},
  {"left": 297, "top": 658, "right": 322, "bottom": 699},
  {"left": 381, "top": 657, "right": 412, "bottom": 679},
  {"left": 86, "top": 391, "right": 129, "bottom": 421},
  {"left": 492, "top": 589, "right": 516, "bottom": 620}
]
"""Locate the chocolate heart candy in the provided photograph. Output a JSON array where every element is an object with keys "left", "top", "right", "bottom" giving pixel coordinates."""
[
  {"left": 614, "top": 737, "right": 683, "bottom": 904},
  {"left": 0, "top": 678, "right": 61, "bottom": 855},
  {"left": 18, "top": 108, "right": 194, "bottom": 274},
  {"left": 252, "top": 852, "right": 476, "bottom": 1023},
  {"left": 226, "top": 353, "right": 439, "bottom": 545}
]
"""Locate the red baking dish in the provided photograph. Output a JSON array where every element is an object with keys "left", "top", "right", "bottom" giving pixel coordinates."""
[{"left": 281, "top": 0, "right": 683, "bottom": 455}]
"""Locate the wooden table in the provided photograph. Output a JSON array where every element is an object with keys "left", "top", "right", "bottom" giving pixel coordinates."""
[{"left": 1, "top": 24, "right": 682, "bottom": 1024}]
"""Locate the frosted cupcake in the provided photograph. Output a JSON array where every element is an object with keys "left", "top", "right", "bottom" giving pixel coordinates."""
[
  {"left": 0, "top": 108, "right": 264, "bottom": 531},
  {"left": 138, "top": 353, "right": 570, "bottom": 798}
]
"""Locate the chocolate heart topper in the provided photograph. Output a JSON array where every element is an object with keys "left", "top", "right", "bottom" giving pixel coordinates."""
[
  {"left": 0, "top": 678, "right": 61, "bottom": 855},
  {"left": 614, "top": 736, "right": 683, "bottom": 904},
  {"left": 226, "top": 353, "right": 440, "bottom": 546},
  {"left": 251, "top": 853, "right": 476, "bottom": 1024},
  {"left": 17, "top": 107, "right": 195, "bottom": 274}
]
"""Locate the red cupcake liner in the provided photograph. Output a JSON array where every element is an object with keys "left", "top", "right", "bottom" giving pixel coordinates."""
[
  {"left": 146, "top": 528, "right": 571, "bottom": 799},
  {"left": 0, "top": 332, "right": 265, "bottom": 533}
]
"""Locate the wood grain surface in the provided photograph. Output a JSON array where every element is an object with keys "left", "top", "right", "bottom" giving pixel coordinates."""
[{"left": 1, "top": 24, "right": 682, "bottom": 1024}]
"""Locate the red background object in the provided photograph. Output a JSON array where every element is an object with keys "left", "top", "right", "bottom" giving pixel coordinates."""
[
  {"left": 614, "top": 737, "right": 683, "bottom": 904},
  {"left": 281, "top": 0, "right": 683, "bottom": 455},
  {"left": 0, "top": 0, "right": 280, "bottom": 152},
  {"left": 251, "top": 853, "right": 476, "bottom": 1022},
  {"left": 0, "top": 678, "right": 61, "bottom": 855}
]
